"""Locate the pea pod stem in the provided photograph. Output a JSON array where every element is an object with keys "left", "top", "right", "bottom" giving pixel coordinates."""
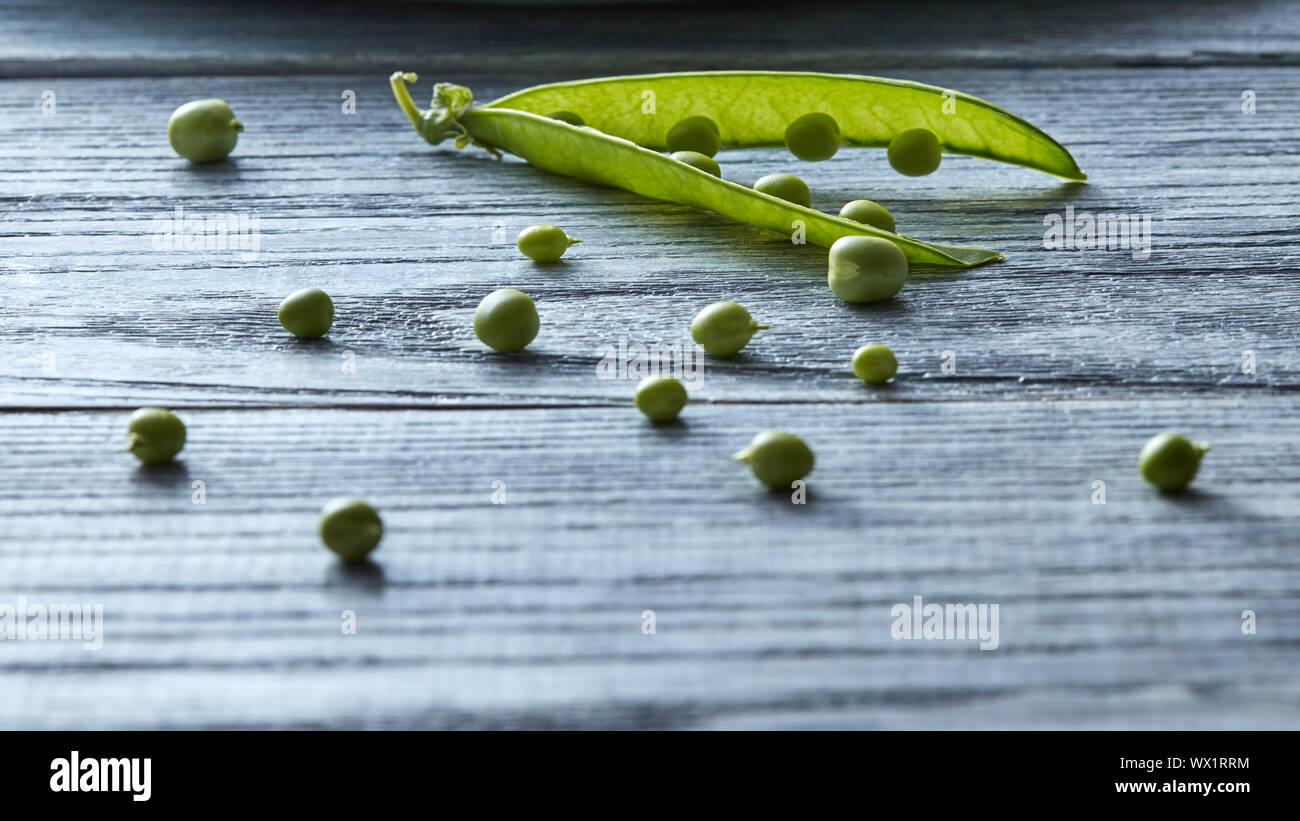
[
  {"left": 390, "top": 71, "right": 422, "bottom": 127},
  {"left": 390, "top": 74, "right": 1003, "bottom": 268}
]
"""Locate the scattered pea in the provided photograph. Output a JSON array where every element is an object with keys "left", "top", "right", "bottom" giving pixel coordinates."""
[
  {"left": 474, "top": 288, "right": 539, "bottom": 352},
  {"left": 852, "top": 344, "right": 898, "bottom": 384},
  {"left": 1139, "top": 432, "right": 1211, "bottom": 492},
  {"left": 887, "top": 128, "right": 942, "bottom": 176},
  {"left": 278, "top": 288, "right": 334, "bottom": 338},
  {"left": 690, "top": 301, "right": 769, "bottom": 357},
  {"left": 671, "top": 150, "right": 721, "bottom": 177},
  {"left": 732, "top": 430, "right": 814, "bottom": 489},
  {"left": 516, "top": 224, "right": 581, "bottom": 263},
  {"left": 827, "top": 236, "right": 909, "bottom": 302},
  {"left": 784, "top": 112, "right": 840, "bottom": 161},
  {"left": 666, "top": 115, "right": 721, "bottom": 157},
  {"left": 167, "top": 98, "right": 243, "bottom": 163},
  {"left": 634, "top": 376, "right": 688, "bottom": 422},
  {"left": 753, "top": 173, "right": 811, "bottom": 207},
  {"left": 319, "top": 497, "right": 383, "bottom": 562},
  {"left": 124, "top": 407, "right": 186, "bottom": 465},
  {"left": 838, "top": 199, "right": 896, "bottom": 233},
  {"left": 547, "top": 111, "right": 585, "bottom": 126}
]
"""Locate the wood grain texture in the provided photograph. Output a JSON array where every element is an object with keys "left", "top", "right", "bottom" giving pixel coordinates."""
[
  {"left": 1, "top": 0, "right": 1298, "bottom": 729},
  {"left": 2, "top": 403, "right": 1298, "bottom": 729},
  {"left": 4, "top": 70, "right": 1298, "bottom": 409}
]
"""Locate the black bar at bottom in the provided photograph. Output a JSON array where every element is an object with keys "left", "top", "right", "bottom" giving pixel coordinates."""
[{"left": 3, "top": 731, "right": 1283, "bottom": 808}]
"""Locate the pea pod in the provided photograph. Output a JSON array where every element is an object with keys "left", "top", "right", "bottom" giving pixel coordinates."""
[
  {"left": 487, "top": 71, "right": 1085, "bottom": 181},
  {"left": 391, "top": 73, "right": 1001, "bottom": 268}
]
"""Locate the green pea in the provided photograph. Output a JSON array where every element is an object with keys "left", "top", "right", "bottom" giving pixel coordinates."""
[
  {"left": 784, "top": 112, "right": 840, "bottom": 161},
  {"left": 547, "top": 111, "right": 585, "bottom": 126},
  {"left": 124, "top": 407, "right": 186, "bottom": 465},
  {"left": 733, "top": 431, "right": 814, "bottom": 489},
  {"left": 516, "top": 224, "right": 581, "bottom": 263},
  {"left": 671, "top": 150, "right": 721, "bottom": 177},
  {"left": 690, "top": 300, "right": 769, "bottom": 357},
  {"left": 474, "top": 288, "right": 539, "bottom": 352},
  {"left": 319, "top": 498, "right": 383, "bottom": 562},
  {"left": 634, "top": 376, "right": 688, "bottom": 423},
  {"left": 666, "top": 115, "right": 721, "bottom": 157},
  {"left": 827, "top": 236, "right": 909, "bottom": 303},
  {"left": 278, "top": 288, "right": 334, "bottom": 338},
  {"left": 887, "top": 128, "right": 942, "bottom": 176},
  {"left": 753, "top": 173, "right": 810, "bottom": 208},
  {"left": 838, "top": 199, "right": 896, "bottom": 233},
  {"left": 1139, "top": 432, "right": 1211, "bottom": 492},
  {"left": 852, "top": 344, "right": 898, "bottom": 384},
  {"left": 167, "top": 98, "right": 243, "bottom": 163}
]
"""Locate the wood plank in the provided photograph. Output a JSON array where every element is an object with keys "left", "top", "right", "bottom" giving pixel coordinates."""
[
  {"left": 0, "top": 402, "right": 1296, "bottom": 728},
  {"left": 3, "top": 70, "right": 1298, "bottom": 409}
]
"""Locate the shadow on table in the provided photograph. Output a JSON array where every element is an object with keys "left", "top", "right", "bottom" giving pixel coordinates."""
[
  {"left": 278, "top": 336, "right": 342, "bottom": 353},
  {"left": 325, "top": 558, "right": 387, "bottom": 595},
  {"left": 129, "top": 459, "right": 190, "bottom": 488},
  {"left": 174, "top": 158, "right": 241, "bottom": 181},
  {"left": 636, "top": 417, "right": 690, "bottom": 439},
  {"left": 753, "top": 482, "right": 817, "bottom": 510},
  {"left": 1156, "top": 488, "right": 1244, "bottom": 514},
  {"left": 839, "top": 296, "right": 919, "bottom": 317}
]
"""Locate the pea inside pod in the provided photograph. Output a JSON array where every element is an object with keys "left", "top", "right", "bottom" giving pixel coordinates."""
[
  {"left": 753, "top": 173, "right": 811, "bottom": 208},
  {"left": 784, "top": 112, "right": 841, "bottom": 161},
  {"left": 167, "top": 98, "right": 243, "bottom": 163},
  {"left": 666, "top": 115, "right": 721, "bottom": 157},
  {"left": 838, "top": 200, "right": 896, "bottom": 234},
  {"left": 670, "top": 150, "right": 721, "bottom": 177},
  {"left": 888, "top": 128, "right": 942, "bottom": 176},
  {"left": 547, "top": 111, "right": 585, "bottom": 126},
  {"left": 690, "top": 301, "right": 769, "bottom": 357}
]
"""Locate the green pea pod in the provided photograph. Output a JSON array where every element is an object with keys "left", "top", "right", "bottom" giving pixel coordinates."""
[
  {"left": 391, "top": 73, "right": 1001, "bottom": 268},
  {"left": 487, "top": 71, "right": 1085, "bottom": 181}
]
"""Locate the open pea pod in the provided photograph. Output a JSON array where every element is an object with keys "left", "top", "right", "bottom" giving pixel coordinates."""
[
  {"left": 487, "top": 71, "right": 1085, "bottom": 181},
  {"left": 391, "top": 73, "right": 1001, "bottom": 268}
]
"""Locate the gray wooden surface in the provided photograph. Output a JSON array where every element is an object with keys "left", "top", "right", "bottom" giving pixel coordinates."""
[{"left": 2, "top": 0, "right": 1298, "bottom": 729}]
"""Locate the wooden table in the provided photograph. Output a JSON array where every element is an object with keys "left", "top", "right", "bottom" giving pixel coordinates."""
[{"left": 2, "top": 0, "right": 1298, "bottom": 729}]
